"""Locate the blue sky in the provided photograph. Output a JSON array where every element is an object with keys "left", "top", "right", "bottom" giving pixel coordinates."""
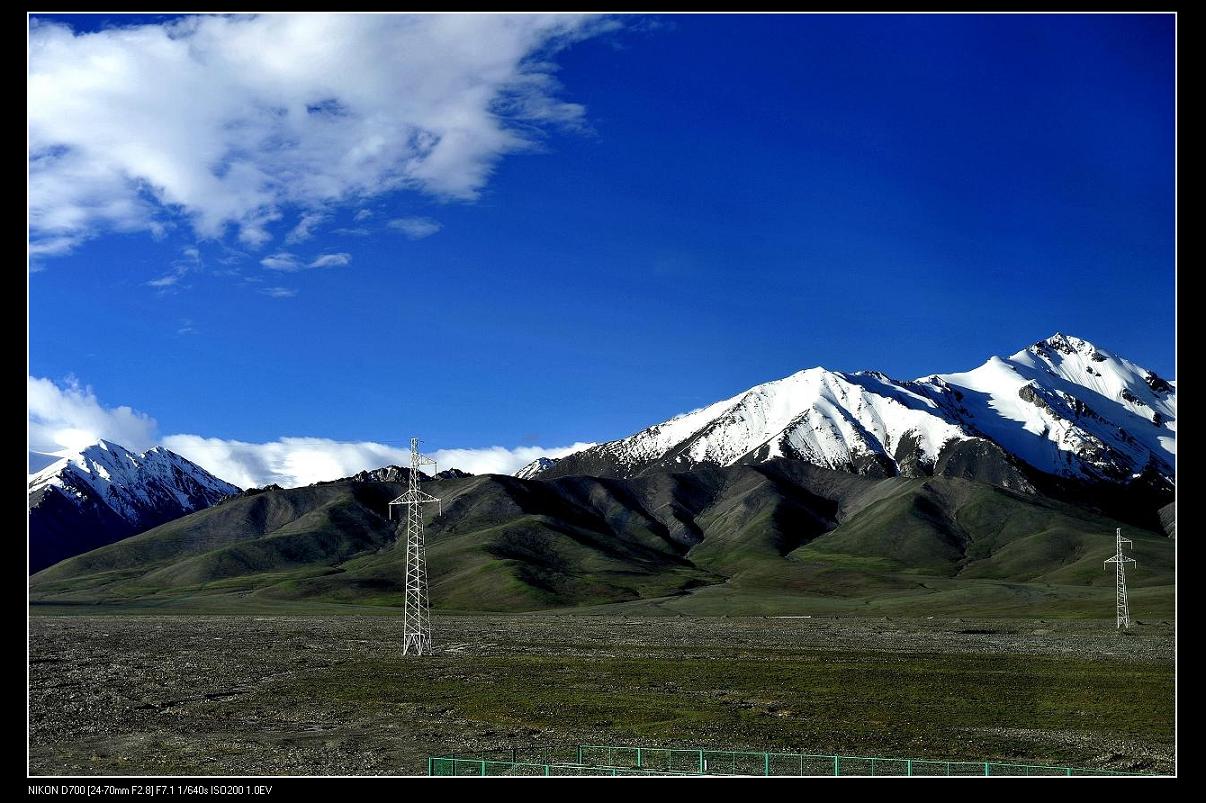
[{"left": 28, "top": 13, "right": 1175, "bottom": 485}]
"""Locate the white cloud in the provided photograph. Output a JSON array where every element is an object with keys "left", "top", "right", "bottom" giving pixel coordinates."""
[
  {"left": 30, "top": 235, "right": 83, "bottom": 258},
  {"left": 30, "top": 375, "right": 593, "bottom": 487},
  {"left": 285, "top": 211, "right": 327, "bottom": 244},
  {"left": 260, "top": 251, "right": 350, "bottom": 271},
  {"left": 146, "top": 267, "right": 187, "bottom": 288},
  {"left": 429, "top": 443, "right": 594, "bottom": 476},
  {"left": 28, "top": 376, "right": 158, "bottom": 454},
  {"left": 307, "top": 252, "right": 351, "bottom": 268},
  {"left": 163, "top": 435, "right": 594, "bottom": 488},
  {"left": 260, "top": 286, "right": 298, "bottom": 298},
  {"left": 388, "top": 216, "right": 442, "bottom": 240},
  {"left": 146, "top": 245, "right": 203, "bottom": 288},
  {"left": 29, "top": 13, "right": 615, "bottom": 256},
  {"left": 160, "top": 435, "right": 398, "bottom": 489},
  {"left": 259, "top": 252, "right": 301, "bottom": 271},
  {"left": 353, "top": 209, "right": 373, "bottom": 222}
]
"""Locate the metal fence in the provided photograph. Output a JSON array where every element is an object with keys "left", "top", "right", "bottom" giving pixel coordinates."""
[
  {"left": 427, "top": 757, "right": 697, "bottom": 776},
  {"left": 576, "top": 745, "right": 1151, "bottom": 776},
  {"left": 428, "top": 744, "right": 1155, "bottom": 777}
]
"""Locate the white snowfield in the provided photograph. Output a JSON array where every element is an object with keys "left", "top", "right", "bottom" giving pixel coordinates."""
[
  {"left": 541, "top": 334, "right": 1175, "bottom": 484},
  {"left": 29, "top": 439, "right": 240, "bottom": 524}
]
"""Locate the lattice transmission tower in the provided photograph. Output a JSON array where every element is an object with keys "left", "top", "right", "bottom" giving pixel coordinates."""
[
  {"left": 388, "top": 437, "right": 441, "bottom": 655},
  {"left": 1104, "top": 527, "right": 1136, "bottom": 629}
]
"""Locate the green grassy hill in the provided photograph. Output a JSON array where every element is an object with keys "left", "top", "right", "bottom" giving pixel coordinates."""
[{"left": 30, "top": 460, "right": 1173, "bottom": 617}]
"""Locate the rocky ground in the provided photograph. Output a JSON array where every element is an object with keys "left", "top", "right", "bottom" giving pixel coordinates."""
[{"left": 28, "top": 614, "right": 1175, "bottom": 776}]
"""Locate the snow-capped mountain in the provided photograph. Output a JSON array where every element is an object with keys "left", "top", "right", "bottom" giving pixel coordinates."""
[
  {"left": 925, "top": 334, "right": 1174, "bottom": 484},
  {"left": 28, "top": 440, "right": 240, "bottom": 573},
  {"left": 514, "top": 456, "right": 560, "bottom": 479},
  {"left": 538, "top": 334, "right": 1175, "bottom": 493}
]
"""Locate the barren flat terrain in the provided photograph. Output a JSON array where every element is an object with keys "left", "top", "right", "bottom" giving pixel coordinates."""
[{"left": 28, "top": 613, "right": 1174, "bottom": 776}]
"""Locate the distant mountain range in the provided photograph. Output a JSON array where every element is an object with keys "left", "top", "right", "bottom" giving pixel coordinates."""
[
  {"left": 30, "top": 459, "right": 1175, "bottom": 617},
  {"left": 318, "top": 465, "right": 474, "bottom": 484},
  {"left": 27, "top": 333, "right": 1175, "bottom": 602},
  {"left": 27, "top": 441, "right": 239, "bottom": 573},
  {"left": 528, "top": 334, "right": 1175, "bottom": 500},
  {"left": 25, "top": 449, "right": 479, "bottom": 573}
]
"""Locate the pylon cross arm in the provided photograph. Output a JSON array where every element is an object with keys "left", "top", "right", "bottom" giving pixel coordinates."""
[{"left": 390, "top": 490, "right": 441, "bottom": 505}]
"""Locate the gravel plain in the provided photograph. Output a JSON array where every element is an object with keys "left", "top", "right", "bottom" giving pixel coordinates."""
[{"left": 28, "top": 614, "right": 1175, "bottom": 776}]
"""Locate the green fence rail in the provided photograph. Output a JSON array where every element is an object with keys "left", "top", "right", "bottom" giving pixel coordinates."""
[
  {"left": 427, "top": 757, "right": 698, "bottom": 776},
  {"left": 428, "top": 745, "right": 1156, "bottom": 777}
]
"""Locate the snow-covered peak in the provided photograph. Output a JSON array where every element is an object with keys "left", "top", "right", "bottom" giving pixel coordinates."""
[
  {"left": 544, "top": 333, "right": 1174, "bottom": 489},
  {"left": 928, "top": 333, "right": 1174, "bottom": 481},
  {"left": 1006, "top": 333, "right": 1175, "bottom": 423},
  {"left": 33, "top": 441, "right": 145, "bottom": 492},
  {"left": 515, "top": 456, "right": 560, "bottom": 479},
  {"left": 29, "top": 440, "right": 241, "bottom": 524},
  {"left": 573, "top": 364, "right": 972, "bottom": 478},
  {"left": 1025, "top": 332, "right": 1099, "bottom": 358}
]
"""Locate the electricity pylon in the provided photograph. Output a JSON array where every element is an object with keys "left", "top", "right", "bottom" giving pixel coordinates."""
[
  {"left": 388, "top": 437, "right": 441, "bottom": 655},
  {"left": 1104, "top": 527, "right": 1136, "bottom": 629}
]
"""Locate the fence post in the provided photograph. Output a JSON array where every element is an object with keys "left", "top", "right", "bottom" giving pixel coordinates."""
[
  {"left": 907, "top": 760, "right": 912, "bottom": 776},
  {"left": 577, "top": 745, "right": 582, "bottom": 765},
  {"left": 637, "top": 747, "right": 643, "bottom": 768},
  {"left": 427, "top": 757, "right": 433, "bottom": 776},
  {"left": 699, "top": 751, "right": 704, "bottom": 773},
  {"left": 544, "top": 764, "right": 550, "bottom": 777},
  {"left": 1066, "top": 768, "right": 1071, "bottom": 777},
  {"left": 984, "top": 762, "right": 990, "bottom": 776},
  {"left": 834, "top": 756, "right": 840, "bottom": 776},
  {"left": 764, "top": 752, "right": 770, "bottom": 776},
  {"left": 480, "top": 760, "right": 487, "bottom": 776}
]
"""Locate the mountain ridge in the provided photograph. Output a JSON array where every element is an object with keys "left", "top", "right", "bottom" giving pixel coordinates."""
[
  {"left": 28, "top": 440, "right": 240, "bottom": 573},
  {"left": 30, "top": 457, "right": 1174, "bottom": 617},
  {"left": 536, "top": 334, "right": 1175, "bottom": 499}
]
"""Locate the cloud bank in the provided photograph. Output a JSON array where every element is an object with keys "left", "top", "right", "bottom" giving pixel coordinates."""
[
  {"left": 28, "top": 376, "right": 158, "bottom": 454},
  {"left": 162, "top": 435, "right": 594, "bottom": 489},
  {"left": 29, "top": 376, "right": 591, "bottom": 486},
  {"left": 29, "top": 13, "right": 613, "bottom": 256}
]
